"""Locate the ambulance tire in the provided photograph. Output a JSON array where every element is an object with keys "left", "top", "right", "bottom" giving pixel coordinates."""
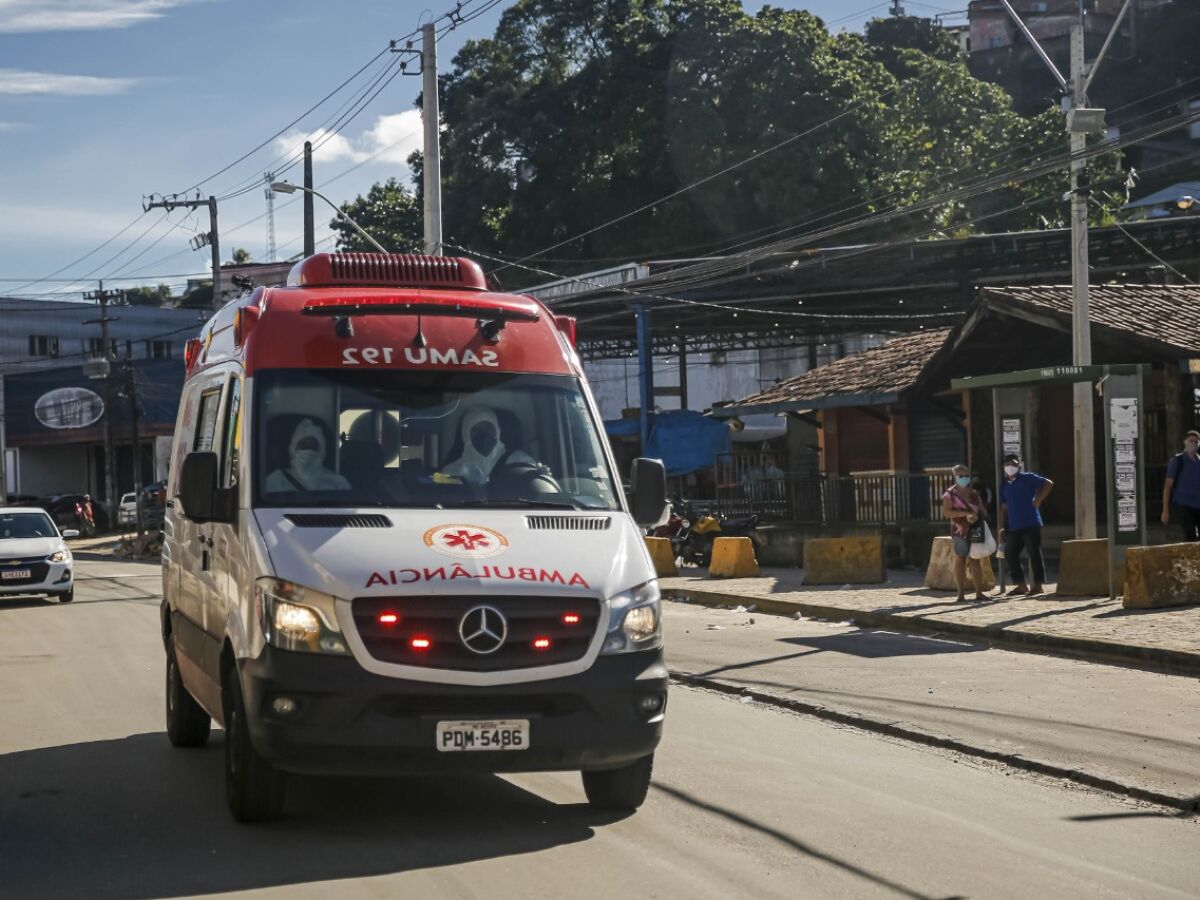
[
  {"left": 582, "top": 753, "right": 654, "bottom": 811},
  {"left": 223, "top": 666, "right": 286, "bottom": 823},
  {"left": 165, "top": 637, "right": 211, "bottom": 747}
]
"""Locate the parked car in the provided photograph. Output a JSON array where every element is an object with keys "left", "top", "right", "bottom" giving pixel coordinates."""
[
  {"left": 118, "top": 492, "right": 138, "bottom": 525},
  {"left": 0, "top": 507, "right": 76, "bottom": 602}
]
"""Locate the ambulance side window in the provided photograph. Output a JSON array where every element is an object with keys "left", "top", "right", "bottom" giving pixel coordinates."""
[
  {"left": 193, "top": 387, "right": 222, "bottom": 452},
  {"left": 220, "top": 378, "right": 242, "bottom": 487}
]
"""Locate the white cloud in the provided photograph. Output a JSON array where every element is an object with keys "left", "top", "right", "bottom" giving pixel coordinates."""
[
  {"left": 0, "top": 120, "right": 29, "bottom": 131},
  {"left": 0, "top": 69, "right": 138, "bottom": 95},
  {"left": 273, "top": 111, "right": 424, "bottom": 171},
  {"left": 0, "top": 0, "right": 195, "bottom": 33}
]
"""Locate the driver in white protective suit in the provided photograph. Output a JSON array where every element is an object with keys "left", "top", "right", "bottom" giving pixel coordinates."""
[
  {"left": 441, "top": 406, "right": 536, "bottom": 486},
  {"left": 264, "top": 417, "right": 352, "bottom": 492}
]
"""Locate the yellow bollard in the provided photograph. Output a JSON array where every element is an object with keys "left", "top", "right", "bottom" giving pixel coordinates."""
[
  {"left": 644, "top": 536, "right": 678, "bottom": 577},
  {"left": 708, "top": 536, "right": 760, "bottom": 578}
]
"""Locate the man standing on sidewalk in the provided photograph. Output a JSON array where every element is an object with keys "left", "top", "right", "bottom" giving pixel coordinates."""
[
  {"left": 998, "top": 453, "right": 1053, "bottom": 596},
  {"left": 1160, "top": 430, "right": 1200, "bottom": 541}
]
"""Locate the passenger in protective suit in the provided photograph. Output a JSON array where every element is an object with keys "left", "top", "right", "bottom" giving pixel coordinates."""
[
  {"left": 264, "top": 417, "right": 352, "bottom": 492},
  {"left": 441, "top": 407, "right": 539, "bottom": 486}
]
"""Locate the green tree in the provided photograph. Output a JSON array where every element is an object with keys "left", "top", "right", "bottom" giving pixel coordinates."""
[
  {"left": 122, "top": 283, "right": 173, "bottom": 306},
  {"left": 359, "top": 1, "right": 1126, "bottom": 268},
  {"left": 230, "top": 248, "right": 252, "bottom": 264},
  {"left": 330, "top": 177, "right": 422, "bottom": 253}
]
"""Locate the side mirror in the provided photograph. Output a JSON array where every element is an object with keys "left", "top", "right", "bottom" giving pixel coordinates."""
[
  {"left": 629, "top": 457, "right": 669, "bottom": 528},
  {"left": 61, "top": 529, "right": 80, "bottom": 539},
  {"left": 178, "top": 452, "right": 219, "bottom": 521}
]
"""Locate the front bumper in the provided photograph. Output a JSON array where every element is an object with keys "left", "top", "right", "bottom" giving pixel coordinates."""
[
  {"left": 0, "top": 562, "right": 72, "bottom": 596},
  {"left": 239, "top": 645, "right": 667, "bottom": 776}
]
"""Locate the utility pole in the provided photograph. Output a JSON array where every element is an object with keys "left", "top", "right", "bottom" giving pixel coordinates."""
[
  {"left": 82, "top": 282, "right": 119, "bottom": 525},
  {"left": 303, "top": 141, "right": 315, "bottom": 257},
  {"left": 999, "top": 0, "right": 1130, "bottom": 540},
  {"left": 118, "top": 351, "right": 144, "bottom": 539},
  {"left": 144, "top": 194, "right": 222, "bottom": 308},
  {"left": 1067, "top": 21, "right": 1097, "bottom": 539},
  {"left": 421, "top": 22, "right": 443, "bottom": 256}
]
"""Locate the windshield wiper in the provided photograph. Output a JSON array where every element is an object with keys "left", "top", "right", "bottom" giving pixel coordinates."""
[{"left": 455, "top": 498, "right": 583, "bottom": 510}]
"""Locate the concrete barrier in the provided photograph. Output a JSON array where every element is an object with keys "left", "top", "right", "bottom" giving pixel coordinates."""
[
  {"left": 644, "top": 536, "right": 677, "bottom": 578},
  {"left": 804, "top": 536, "right": 885, "bottom": 585},
  {"left": 1123, "top": 543, "right": 1200, "bottom": 609},
  {"left": 1056, "top": 538, "right": 1120, "bottom": 597},
  {"left": 708, "top": 537, "right": 760, "bottom": 578},
  {"left": 924, "top": 536, "right": 996, "bottom": 591}
]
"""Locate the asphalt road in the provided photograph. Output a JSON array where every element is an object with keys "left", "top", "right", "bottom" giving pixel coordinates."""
[
  {"left": 664, "top": 600, "right": 1200, "bottom": 804},
  {"left": 0, "top": 556, "right": 1197, "bottom": 899}
]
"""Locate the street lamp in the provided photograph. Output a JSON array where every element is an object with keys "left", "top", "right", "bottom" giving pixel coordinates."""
[{"left": 270, "top": 182, "right": 390, "bottom": 254}]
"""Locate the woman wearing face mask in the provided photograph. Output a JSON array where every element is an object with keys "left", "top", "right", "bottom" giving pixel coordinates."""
[
  {"left": 940, "top": 464, "right": 988, "bottom": 602},
  {"left": 998, "top": 453, "right": 1053, "bottom": 596}
]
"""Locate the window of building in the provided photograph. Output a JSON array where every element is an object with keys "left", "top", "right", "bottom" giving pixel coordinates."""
[
  {"left": 28, "top": 335, "right": 59, "bottom": 358},
  {"left": 87, "top": 337, "right": 117, "bottom": 358},
  {"left": 146, "top": 340, "right": 173, "bottom": 359}
]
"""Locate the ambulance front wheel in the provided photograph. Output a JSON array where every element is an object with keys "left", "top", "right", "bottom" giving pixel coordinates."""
[
  {"left": 582, "top": 753, "right": 654, "bottom": 811},
  {"left": 223, "top": 666, "right": 286, "bottom": 823}
]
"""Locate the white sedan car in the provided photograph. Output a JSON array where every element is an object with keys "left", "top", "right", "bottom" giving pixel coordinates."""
[{"left": 0, "top": 507, "right": 77, "bottom": 603}]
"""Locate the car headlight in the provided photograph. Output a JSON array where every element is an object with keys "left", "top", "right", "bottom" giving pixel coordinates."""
[
  {"left": 255, "top": 577, "right": 349, "bottom": 655},
  {"left": 601, "top": 580, "right": 662, "bottom": 655},
  {"left": 47, "top": 549, "right": 71, "bottom": 563}
]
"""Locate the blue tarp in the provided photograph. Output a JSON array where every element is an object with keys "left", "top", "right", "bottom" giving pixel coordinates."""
[
  {"left": 603, "top": 418, "right": 641, "bottom": 438},
  {"left": 644, "top": 410, "right": 731, "bottom": 476}
]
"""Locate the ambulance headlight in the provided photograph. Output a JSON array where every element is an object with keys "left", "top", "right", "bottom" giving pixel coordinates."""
[
  {"left": 601, "top": 580, "right": 663, "bottom": 654},
  {"left": 255, "top": 577, "right": 349, "bottom": 655}
]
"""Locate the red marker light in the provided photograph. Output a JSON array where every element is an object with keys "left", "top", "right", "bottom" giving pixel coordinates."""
[
  {"left": 410, "top": 636, "right": 432, "bottom": 651},
  {"left": 532, "top": 637, "right": 552, "bottom": 650},
  {"left": 378, "top": 612, "right": 399, "bottom": 626},
  {"left": 561, "top": 613, "right": 581, "bottom": 625}
]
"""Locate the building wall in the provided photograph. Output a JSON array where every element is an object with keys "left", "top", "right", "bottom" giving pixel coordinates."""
[{"left": 583, "top": 334, "right": 886, "bottom": 421}]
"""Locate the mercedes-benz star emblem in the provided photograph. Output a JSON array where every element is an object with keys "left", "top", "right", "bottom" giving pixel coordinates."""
[{"left": 458, "top": 605, "right": 508, "bottom": 655}]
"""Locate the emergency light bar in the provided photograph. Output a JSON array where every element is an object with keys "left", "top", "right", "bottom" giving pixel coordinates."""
[{"left": 288, "top": 252, "right": 488, "bottom": 291}]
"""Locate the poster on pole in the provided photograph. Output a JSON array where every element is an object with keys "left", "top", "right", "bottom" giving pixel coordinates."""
[
  {"left": 1111, "top": 398, "right": 1140, "bottom": 535},
  {"left": 1001, "top": 416, "right": 1023, "bottom": 459}
]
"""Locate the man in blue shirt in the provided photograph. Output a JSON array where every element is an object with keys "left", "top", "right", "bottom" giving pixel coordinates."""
[
  {"left": 998, "top": 453, "right": 1054, "bottom": 596},
  {"left": 1161, "top": 430, "right": 1200, "bottom": 541}
]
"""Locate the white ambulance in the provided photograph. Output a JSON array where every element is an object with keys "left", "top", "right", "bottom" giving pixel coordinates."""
[{"left": 161, "top": 253, "right": 669, "bottom": 822}]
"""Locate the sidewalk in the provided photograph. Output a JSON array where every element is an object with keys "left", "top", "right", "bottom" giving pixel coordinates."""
[
  {"left": 660, "top": 568, "right": 1200, "bottom": 676},
  {"left": 67, "top": 532, "right": 160, "bottom": 560}
]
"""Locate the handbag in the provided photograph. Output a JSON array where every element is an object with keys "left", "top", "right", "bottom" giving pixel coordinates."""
[
  {"left": 967, "top": 519, "right": 986, "bottom": 543},
  {"left": 969, "top": 521, "right": 997, "bottom": 559}
]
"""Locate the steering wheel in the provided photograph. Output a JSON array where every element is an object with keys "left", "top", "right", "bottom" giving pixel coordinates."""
[{"left": 491, "top": 460, "right": 562, "bottom": 498}]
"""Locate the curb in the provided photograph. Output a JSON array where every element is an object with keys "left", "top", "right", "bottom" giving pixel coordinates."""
[
  {"left": 671, "top": 670, "right": 1200, "bottom": 814},
  {"left": 661, "top": 586, "right": 1200, "bottom": 678}
]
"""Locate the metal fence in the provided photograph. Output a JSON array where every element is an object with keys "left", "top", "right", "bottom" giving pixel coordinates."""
[
  {"left": 715, "top": 464, "right": 1172, "bottom": 527},
  {"left": 715, "top": 469, "right": 952, "bottom": 525}
]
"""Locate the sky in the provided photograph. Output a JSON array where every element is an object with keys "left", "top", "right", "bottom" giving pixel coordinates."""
[{"left": 0, "top": 0, "right": 963, "bottom": 299}]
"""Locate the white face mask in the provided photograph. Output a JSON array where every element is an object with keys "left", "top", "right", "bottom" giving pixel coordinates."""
[
  {"left": 289, "top": 419, "right": 327, "bottom": 475},
  {"left": 1004, "top": 465, "right": 1019, "bottom": 477}
]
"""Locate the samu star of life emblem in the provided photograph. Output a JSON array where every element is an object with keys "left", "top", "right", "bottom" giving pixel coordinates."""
[{"left": 423, "top": 524, "right": 510, "bottom": 559}]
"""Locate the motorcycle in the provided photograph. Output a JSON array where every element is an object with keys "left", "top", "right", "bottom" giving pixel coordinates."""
[{"left": 675, "top": 502, "right": 760, "bottom": 568}]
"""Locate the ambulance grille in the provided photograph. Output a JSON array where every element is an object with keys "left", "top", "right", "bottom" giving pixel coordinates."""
[
  {"left": 329, "top": 253, "right": 472, "bottom": 287},
  {"left": 524, "top": 516, "right": 611, "bottom": 531},
  {"left": 285, "top": 513, "right": 392, "bottom": 528}
]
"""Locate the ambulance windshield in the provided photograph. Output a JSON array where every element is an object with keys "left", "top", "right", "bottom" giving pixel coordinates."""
[{"left": 253, "top": 369, "right": 620, "bottom": 511}]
